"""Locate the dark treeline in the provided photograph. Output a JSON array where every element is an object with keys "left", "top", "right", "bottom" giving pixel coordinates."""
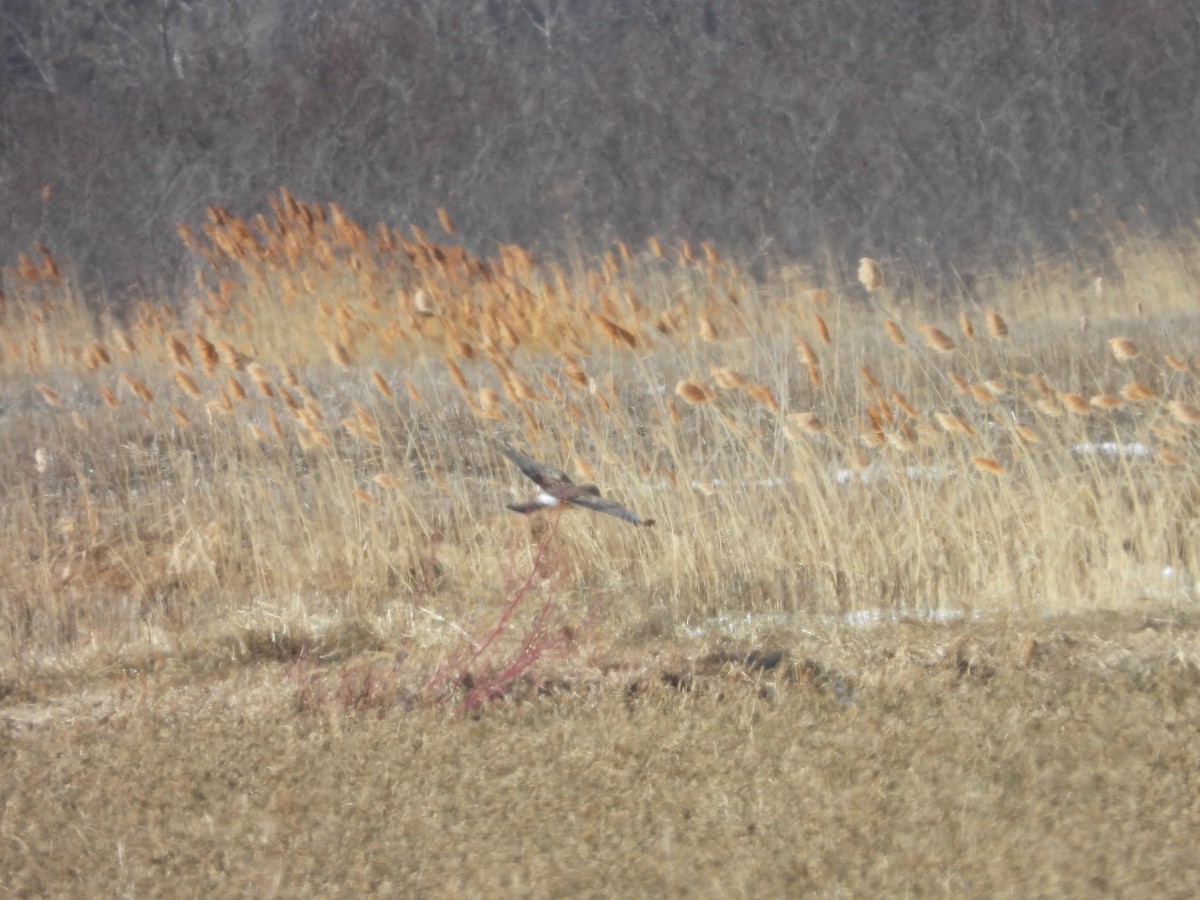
[{"left": 2, "top": 0, "right": 1198, "bottom": 299}]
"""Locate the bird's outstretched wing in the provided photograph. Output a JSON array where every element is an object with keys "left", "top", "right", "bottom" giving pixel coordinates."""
[
  {"left": 565, "top": 493, "right": 655, "bottom": 526},
  {"left": 501, "top": 447, "right": 572, "bottom": 488}
]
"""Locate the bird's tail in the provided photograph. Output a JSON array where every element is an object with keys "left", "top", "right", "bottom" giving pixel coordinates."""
[{"left": 505, "top": 501, "right": 543, "bottom": 515}]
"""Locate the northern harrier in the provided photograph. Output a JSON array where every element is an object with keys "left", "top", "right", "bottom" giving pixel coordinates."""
[{"left": 501, "top": 447, "right": 655, "bottom": 526}]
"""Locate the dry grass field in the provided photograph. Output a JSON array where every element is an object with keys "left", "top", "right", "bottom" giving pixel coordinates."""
[{"left": 3, "top": 193, "right": 1200, "bottom": 894}]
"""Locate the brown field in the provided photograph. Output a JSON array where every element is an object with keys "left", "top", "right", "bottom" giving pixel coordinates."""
[{"left": 3, "top": 195, "right": 1200, "bottom": 894}]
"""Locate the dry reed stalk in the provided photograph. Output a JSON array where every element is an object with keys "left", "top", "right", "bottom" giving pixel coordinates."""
[
  {"left": 371, "top": 370, "right": 394, "bottom": 399},
  {"left": 884, "top": 320, "right": 906, "bottom": 347},
  {"left": 1168, "top": 400, "right": 1200, "bottom": 426},
  {"left": 1028, "top": 374, "right": 1055, "bottom": 397},
  {"left": 788, "top": 412, "right": 825, "bottom": 434},
  {"left": 703, "top": 242, "right": 721, "bottom": 266},
  {"left": 697, "top": 315, "right": 719, "bottom": 343},
  {"left": 225, "top": 375, "right": 247, "bottom": 402},
  {"left": 1090, "top": 394, "right": 1122, "bottom": 410},
  {"left": 1108, "top": 337, "right": 1140, "bottom": 361},
  {"left": 807, "top": 362, "right": 822, "bottom": 388},
  {"left": 120, "top": 374, "right": 155, "bottom": 403},
  {"left": 36, "top": 384, "right": 61, "bottom": 406},
  {"left": 1121, "top": 379, "right": 1158, "bottom": 402},
  {"left": 935, "top": 412, "right": 975, "bottom": 437},
  {"left": 353, "top": 489, "right": 379, "bottom": 507},
  {"left": 711, "top": 367, "right": 747, "bottom": 389},
  {"left": 984, "top": 310, "right": 1009, "bottom": 340},
  {"left": 675, "top": 380, "right": 714, "bottom": 404},
  {"left": 100, "top": 386, "right": 120, "bottom": 408},
  {"left": 1030, "top": 395, "right": 1063, "bottom": 417},
  {"left": 970, "top": 456, "right": 1005, "bottom": 477},
  {"left": 647, "top": 235, "right": 664, "bottom": 258},
  {"left": 813, "top": 313, "right": 831, "bottom": 345},
  {"left": 747, "top": 384, "right": 780, "bottom": 411},
  {"left": 948, "top": 371, "right": 970, "bottom": 395},
  {"left": 563, "top": 360, "right": 589, "bottom": 389},
  {"left": 372, "top": 474, "right": 401, "bottom": 489},
  {"left": 1165, "top": 354, "right": 1190, "bottom": 373},
  {"left": 884, "top": 431, "right": 911, "bottom": 453},
  {"left": 207, "top": 389, "right": 234, "bottom": 418},
  {"left": 857, "top": 257, "right": 883, "bottom": 292},
  {"left": 859, "top": 366, "right": 881, "bottom": 390},
  {"left": 1059, "top": 393, "right": 1092, "bottom": 415},
  {"left": 959, "top": 313, "right": 975, "bottom": 340},
  {"left": 282, "top": 367, "right": 300, "bottom": 389},
  {"left": 173, "top": 369, "right": 203, "bottom": 400},
  {"left": 921, "top": 325, "right": 956, "bottom": 353},
  {"left": 679, "top": 240, "right": 695, "bottom": 265},
  {"left": 436, "top": 207, "right": 456, "bottom": 236}
]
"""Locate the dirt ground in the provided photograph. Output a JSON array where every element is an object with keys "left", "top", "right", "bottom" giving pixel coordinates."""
[{"left": 4, "top": 608, "right": 1199, "bottom": 897}]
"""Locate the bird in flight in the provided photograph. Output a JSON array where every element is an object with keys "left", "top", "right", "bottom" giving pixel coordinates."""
[{"left": 501, "top": 447, "right": 655, "bottom": 526}]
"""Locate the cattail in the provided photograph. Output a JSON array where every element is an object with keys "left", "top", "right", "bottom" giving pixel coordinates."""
[
  {"left": 443, "top": 357, "right": 470, "bottom": 393},
  {"left": 436, "top": 207, "right": 456, "bottom": 235},
  {"left": 218, "top": 341, "right": 246, "bottom": 371},
  {"left": 711, "top": 366, "right": 746, "bottom": 389},
  {"left": 884, "top": 320, "right": 906, "bottom": 347},
  {"left": 1059, "top": 393, "right": 1092, "bottom": 415},
  {"left": 563, "top": 360, "right": 589, "bottom": 388},
  {"left": 326, "top": 339, "right": 353, "bottom": 370},
  {"left": 788, "top": 412, "right": 825, "bottom": 434},
  {"left": 173, "top": 369, "right": 203, "bottom": 400},
  {"left": 1013, "top": 425, "right": 1039, "bottom": 444},
  {"left": 948, "top": 371, "right": 970, "bottom": 395},
  {"left": 813, "top": 313, "right": 831, "bottom": 345},
  {"left": 970, "top": 456, "right": 1005, "bottom": 477},
  {"left": 36, "top": 384, "right": 61, "bottom": 406},
  {"left": 194, "top": 333, "right": 220, "bottom": 374},
  {"left": 959, "top": 313, "right": 975, "bottom": 340},
  {"left": 921, "top": 325, "right": 956, "bottom": 353},
  {"left": 225, "top": 375, "right": 247, "bottom": 402},
  {"left": 935, "top": 412, "right": 975, "bottom": 437},
  {"left": 889, "top": 389, "right": 921, "bottom": 420},
  {"left": 857, "top": 257, "right": 883, "bottom": 292},
  {"left": 165, "top": 334, "right": 192, "bottom": 369},
  {"left": 71, "top": 411, "right": 88, "bottom": 431},
  {"left": 969, "top": 384, "right": 998, "bottom": 406},
  {"left": 984, "top": 379, "right": 1008, "bottom": 396},
  {"left": 747, "top": 384, "right": 779, "bottom": 411},
  {"left": 1090, "top": 394, "right": 1122, "bottom": 410},
  {"left": 373, "top": 474, "right": 402, "bottom": 490},
  {"left": 87, "top": 342, "right": 111, "bottom": 368},
  {"left": 1165, "top": 354, "right": 1189, "bottom": 374},
  {"left": 1121, "top": 379, "right": 1158, "bottom": 402},
  {"left": 1159, "top": 447, "right": 1185, "bottom": 467},
  {"left": 100, "top": 386, "right": 120, "bottom": 408},
  {"left": 596, "top": 315, "right": 638, "bottom": 348},
  {"left": 207, "top": 389, "right": 234, "bottom": 418},
  {"left": 985, "top": 310, "right": 1009, "bottom": 340},
  {"left": 1108, "top": 337, "right": 1140, "bottom": 361},
  {"left": 675, "top": 380, "right": 714, "bottom": 404},
  {"left": 1168, "top": 400, "right": 1200, "bottom": 426},
  {"left": 371, "top": 370, "right": 394, "bottom": 399},
  {"left": 794, "top": 336, "right": 819, "bottom": 367},
  {"left": 478, "top": 388, "right": 504, "bottom": 420},
  {"left": 647, "top": 235, "right": 664, "bottom": 258},
  {"left": 806, "top": 362, "right": 822, "bottom": 388},
  {"left": 120, "top": 374, "right": 155, "bottom": 403}
]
